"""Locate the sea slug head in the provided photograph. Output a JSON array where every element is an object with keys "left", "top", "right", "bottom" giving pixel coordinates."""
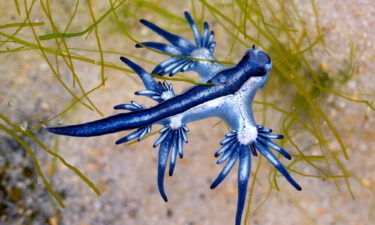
[
  {"left": 248, "top": 45, "right": 272, "bottom": 72},
  {"left": 242, "top": 45, "right": 272, "bottom": 90},
  {"left": 209, "top": 46, "right": 272, "bottom": 94}
]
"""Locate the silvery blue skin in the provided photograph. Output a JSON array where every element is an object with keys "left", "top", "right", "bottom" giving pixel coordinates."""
[{"left": 47, "top": 12, "right": 301, "bottom": 225}]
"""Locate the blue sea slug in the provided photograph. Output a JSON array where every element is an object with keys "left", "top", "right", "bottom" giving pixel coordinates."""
[{"left": 47, "top": 12, "right": 301, "bottom": 225}]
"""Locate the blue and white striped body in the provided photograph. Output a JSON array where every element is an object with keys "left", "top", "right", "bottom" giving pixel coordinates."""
[{"left": 47, "top": 12, "right": 301, "bottom": 225}]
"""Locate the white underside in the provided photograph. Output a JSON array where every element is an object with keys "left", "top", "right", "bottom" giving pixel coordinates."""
[{"left": 160, "top": 75, "right": 265, "bottom": 145}]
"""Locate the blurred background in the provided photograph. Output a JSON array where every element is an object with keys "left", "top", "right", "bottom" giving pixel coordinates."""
[{"left": 0, "top": 0, "right": 374, "bottom": 224}]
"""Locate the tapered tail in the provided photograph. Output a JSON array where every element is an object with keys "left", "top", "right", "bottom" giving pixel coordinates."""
[{"left": 46, "top": 111, "right": 151, "bottom": 137}]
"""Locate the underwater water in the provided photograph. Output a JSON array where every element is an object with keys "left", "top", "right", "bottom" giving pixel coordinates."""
[{"left": 0, "top": 0, "right": 374, "bottom": 224}]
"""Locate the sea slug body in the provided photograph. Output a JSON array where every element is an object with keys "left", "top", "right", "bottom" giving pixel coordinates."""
[{"left": 47, "top": 11, "right": 301, "bottom": 225}]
